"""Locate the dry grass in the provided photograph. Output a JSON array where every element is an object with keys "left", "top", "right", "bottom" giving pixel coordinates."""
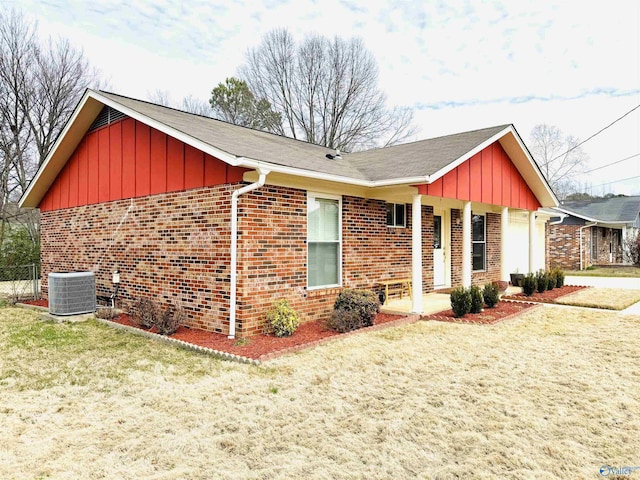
[
  {"left": 556, "top": 288, "right": 640, "bottom": 310},
  {"left": 1, "top": 306, "right": 639, "bottom": 479},
  {"left": 566, "top": 266, "right": 640, "bottom": 278}
]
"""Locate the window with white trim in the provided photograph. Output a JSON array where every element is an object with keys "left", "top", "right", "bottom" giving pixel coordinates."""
[
  {"left": 472, "top": 213, "right": 486, "bottom": 271},
  {"left": 386, "top": 203, "right": 406, "bottom": 227},
  {"left": 308, "top": 193, "right": 341, "bottom": 288}
]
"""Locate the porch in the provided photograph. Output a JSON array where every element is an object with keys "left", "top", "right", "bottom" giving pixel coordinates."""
[{"left": 381, "top": 286, "right": 523, "bottom": 315}]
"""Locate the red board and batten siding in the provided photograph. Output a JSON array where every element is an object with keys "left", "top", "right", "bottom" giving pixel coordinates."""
[
  {"left": 39, "top": 117, "right": 247, "bottom": 211},
  {"left": 418, "top": 142, "right": 541, "bottom": 210}
]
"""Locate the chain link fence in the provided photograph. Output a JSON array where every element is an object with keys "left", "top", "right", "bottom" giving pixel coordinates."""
[{"left": 0, "top": 264, "right": 40, "bottom": 302}]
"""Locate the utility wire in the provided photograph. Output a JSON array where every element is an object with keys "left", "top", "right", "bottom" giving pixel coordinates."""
[
  {"left": 549, "top": 104, "right": 640, "bottom": 163},
  {"left": 589, "top": 175, "right": 640, "bottom": 189},
  {"left": 583, "top": 153, "right": 640, "bottom": 173}
]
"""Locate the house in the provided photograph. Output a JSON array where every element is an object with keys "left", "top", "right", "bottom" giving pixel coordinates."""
[
  {"left": 547, "top": 196, "right": 640, "bottom": 270},
  {"left": 19, "top": 90, "right": 559, "bottom": 337}
]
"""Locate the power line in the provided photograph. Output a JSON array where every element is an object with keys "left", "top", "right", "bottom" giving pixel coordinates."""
[
  {"left": 589, "top": 175, "right": 640, "bottom": 189},
  {"left": 550, "top": 103, "right": 640, "bottom": 163},
  {"left": 583, "top": 153, "right": 640, "bottom": 173}
]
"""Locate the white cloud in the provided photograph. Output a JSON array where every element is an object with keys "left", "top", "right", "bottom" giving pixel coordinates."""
[{"left": 13, "top": 0, "right": 640, "bottom": 194}]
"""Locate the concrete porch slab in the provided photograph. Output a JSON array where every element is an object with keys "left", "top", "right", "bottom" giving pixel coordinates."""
[{"left": 381, "top": 292, "right": 451, "bottom": 316}]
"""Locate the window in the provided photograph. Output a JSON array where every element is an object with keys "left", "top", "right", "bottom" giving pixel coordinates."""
[
  {"left": 591, "top": 227, "right": 598, "bottom": 261},
  {"left": 308, "top": 193, "right": 341, "bottom": 288},
  {"left": 386, "top": 203, "right": 406, "bottom": 227},
  {"left": 472, "top": 214, "right": 485, "bottom": 271}
]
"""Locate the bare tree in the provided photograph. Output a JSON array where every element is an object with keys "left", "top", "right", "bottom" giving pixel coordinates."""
[
  {"left": 529, "top": 124, "right": 588, "bottom": 201},
  {"left": 181, "top": 95, "right": 213, "bottom": 117},
  {"left": 0, "top": 7, "right": 100, "bottom": 246},
  {"left": 147, "top": 89, "right": 173, "bottom": 107},
  {"left": 239, "top": 28, "right": 417, "bottom": 151}
]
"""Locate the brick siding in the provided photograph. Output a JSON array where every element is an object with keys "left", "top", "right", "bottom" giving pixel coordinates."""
[{"left": 41, "top": 182, "right": 505, "bottom": 336}]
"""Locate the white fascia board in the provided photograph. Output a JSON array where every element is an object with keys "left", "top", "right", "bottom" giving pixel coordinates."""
[
  {"left": 90, "top": 91, "right": 240, "bottom": 166},
  {"left": 19, "top": 89, "right": 94, "bottom": 208},
  {"left": 426, "top": 125, "right": 559, "bottom": 208},
  {"left": 237, "top": 156, "right": 429, "bottom": 188},
  {"left": 507, "top": 127, "right": 559, "bottom": 206},
  {"left": 554, "top": 207, "right": 630, "bottom": 225},
  {"left": 425, "top": 126, "right": 513, "bottom": 184},
  {"left": 553, "top": 207, "right": 599, "bottom": 223}
]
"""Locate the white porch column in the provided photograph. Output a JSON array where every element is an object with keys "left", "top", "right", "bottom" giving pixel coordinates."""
[
  {"left": 462, "top": 201, "right": 472, "bottom": 287},
  {"left": 501, "top": 207, "right": 509, "bottom": 282},
  {"left": 528, "top": 210, "right": 536, "bottom": 273},
  {"left": 411, "top": 194, "right": 423, "bottom": 313}
]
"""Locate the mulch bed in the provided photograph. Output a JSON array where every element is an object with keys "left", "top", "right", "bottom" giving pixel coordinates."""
[
  {"left": 422, "top": 300, "right": 539, "bottom": 325},
  {"left": 109, "top": 312, "right": 415, "bottom": 361},
  {"left": 502, "top": 285, "right": 589, "bottom": 304},
  {"left": 21, "top": 298, "right": 413, "bottom": 361}
]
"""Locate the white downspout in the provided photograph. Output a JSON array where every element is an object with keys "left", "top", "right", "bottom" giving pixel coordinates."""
[
  {"left": 462, "top": 201, "right": 472, "bottom": 287},
  {"left": 229, "top": 169, "right": 270, "bottom": 339},
  {"left": 411, "top": 194, "right": 423, "bottom": 313}
]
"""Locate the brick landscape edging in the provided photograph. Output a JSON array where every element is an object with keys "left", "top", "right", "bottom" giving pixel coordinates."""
[
  {"left": 257, "top": 314, "right": 422, "bottom": 361},
  {"left": 502, "top": 286, "right": 590, "bottom": 305},
  {"left": 422, "top": 300, "right": 542, "bottom": 325},
  {"left": 95, "top": 317, "right": 261, "bottom": 365}
]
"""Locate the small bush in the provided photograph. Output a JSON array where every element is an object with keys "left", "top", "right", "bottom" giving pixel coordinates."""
[
  {"left": 131, "top": 297, "right": 159, "bottom": 329},
  {"left": 469, "top": 285, "right": 484, "bottom": 313},
  {"left": 546, "top": 271, "right": 556, "bottom": 290},
  {"left": 265, "top": 299, "right": 300, "bottom": 337},
  {"left": 553, "top": 267, "right": 565, "bottom": 288},
  {"left": 95, "top": 307, "right": 118, "bottom": 320},
  {"left": 522, "top": 273, "right": 537, "bottom": 296},
  {"left": 483, "top": 283, "right": 500, "bottom": 308},
  {"left": 450, "top": 287, "right": 471, "bottom": 318},
  {"left": 535, "top": 270, "right": 547, "bottom": 293},
  {"left": 330, "top": 289, "right": 380, "bottom": 332},
  {"left": 156, "top": 305, "right": 185, "bottom": 335},
  {"left": 327, "top": 309, "right": 364, "bottom": 333}
]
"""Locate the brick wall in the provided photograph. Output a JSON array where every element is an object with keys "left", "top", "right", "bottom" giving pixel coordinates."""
[
  {"left": 236, "top": 190, "right": 436, "bottom": 335},
  {"left": 472, "top": 212, "right": 501, "bottom": 285},
  {"left": 41, "top": 184, "right": 237, "bottom": 334},
  {"left": 41, "top": 181, "right": 505, "bottom": 336},
  {"left": 546, "top": 224, "right": 582, "bottom": 270}
]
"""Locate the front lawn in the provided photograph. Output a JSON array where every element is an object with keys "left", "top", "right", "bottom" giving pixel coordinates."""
[
  {"left": 566, "top": 266, "right": 640, "bottom": 277},
  {"left": 1, "top": 307, "right": 639, "bottom": 479}
]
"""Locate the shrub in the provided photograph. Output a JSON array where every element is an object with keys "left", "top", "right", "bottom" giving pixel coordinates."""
[
  {"left": 95, "top": 307, "right": 118, "bottom": 320},
  {"left": 483, "top": 283, "right": 500, "bottom": 308},
  {"left": 331, "top": 289, "right": 380, "bottom": 331},
  {"left": 131, "top": 297, "right": 159, "bottom": 329},
  {"left": 264, "top": 299, "right": 300, "bottom": 337},
  {"left": 623, "top": 231, "right": 640, "bottom": 265},
  {"left": 522, "top": 273, "right": 537, "bottom": 296},
  {"left": 535, "top": 270, "right": 547, "bottom": 293},
  {"left": 327, "top": 309, "right": 364, "bottom": 333},
  {"left": 553, "top": 267, "right": 565, "bottom": 288},
  {"left": 469, "top": 285, "right": 484, "bottom": 313},
  {"left": 546, "top": 271, "right": 556, "bottom": 290},
  {"left": 156, "top": 305, "right": 186, "bottom": 335},
  {"left": 450, "top": 287, "right": 471, "bottom": 318}
]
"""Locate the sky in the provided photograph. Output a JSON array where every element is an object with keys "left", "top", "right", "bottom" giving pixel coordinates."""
[{"left": 11, "top": 0, "right": 640, "bottom": 196}]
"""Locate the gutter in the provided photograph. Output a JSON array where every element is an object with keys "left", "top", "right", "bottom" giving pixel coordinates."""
[{"left": 229, "top": 168, "right": 270, "bottom": 339}]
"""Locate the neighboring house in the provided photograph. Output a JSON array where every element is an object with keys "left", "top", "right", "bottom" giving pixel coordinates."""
[
  {"left": 547, "top": 196, "right": 640, "bottom": 270},
  {"left": 19, "top": 90, "right": 558, "bottom": 337}
]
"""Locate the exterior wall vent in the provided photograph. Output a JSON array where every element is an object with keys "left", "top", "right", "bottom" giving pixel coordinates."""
[
  {"left": 88, "top": 106, "right": 127, "bottom": 131},
  {"left": 48, "top": 272, "right": 96, "bottom": 315}
]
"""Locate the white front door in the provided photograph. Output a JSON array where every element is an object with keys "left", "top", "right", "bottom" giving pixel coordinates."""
[{"left": 433, "top": 214, "right": 446, "bottom": 287}]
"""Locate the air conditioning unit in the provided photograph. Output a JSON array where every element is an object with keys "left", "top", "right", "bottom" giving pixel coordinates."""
[{"left": 48, "top": 272, "right": 96, "bottom": 315}]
